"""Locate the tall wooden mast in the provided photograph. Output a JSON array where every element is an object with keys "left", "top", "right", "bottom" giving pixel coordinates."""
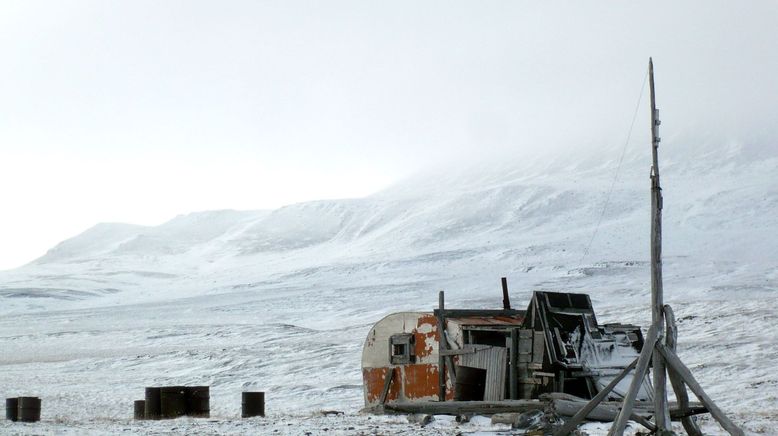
[
  {"left": 648, "top": 57, "right": 671, "bottom": 430},
  {"left": 561, "top": 59, "right": 744, "bottom": 436}
]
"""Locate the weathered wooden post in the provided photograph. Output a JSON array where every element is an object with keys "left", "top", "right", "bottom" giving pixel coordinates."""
[
  {"left": 607, "top": 58, "right": 744, "bottom": 436},
  {"left": 648, "top": 57, "right": 672, "bottom": 432},
  {"left": 242, "top": 391, "right": 265, "bottom": 418},
  {"left": 509, "top": 328, "right": 519, "bottom": 400},
  {"left": 664, "top": 305, "right": 702, "bottom": 436},
  {"left": 435, "top": 290, "right": 457, "bottom": 400},
  {"left": 437, "top": 291, "right": 446, "bottom": 401}
]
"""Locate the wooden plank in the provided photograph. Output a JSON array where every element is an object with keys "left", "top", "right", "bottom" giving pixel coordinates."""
[
  {"left": 518, "top": 329, "right": 533, "bottom": 363},
  {"left": 437, "top": 291, "right": 446, "bottom": 401},
  {"left": 552, "top": 399, "right": 655, "bottom": 432},
  {"left": 604, "top": 400, "right": 707, "bottom": 418},
  {"left": 532, "top": 331, "right": 544, "bottom": 363},
  {"left": 648, "top": 58, "right": 671, "bottom": 432},
  {"left": 379, "top": 367, "right": 395, "bottom": 405},
  {"left": 440, "top": 345, "right": 476, "bottom": 356},
  {"left": 668, "top": 404, "right": 709, "bottom": 419},
  {"left": 608, "top": 324, "right": 658, "bottom": 436},
  {"left": 664, "top": 305, "right": 703, "bottom": 436},
  {"left": 553, "top": 357, "right": 639, "bottom": 436},
  {"left": 510, "top": 329, "right": 518, "bottom": 400},
  {"left": 655, "top": 343, "right": 745, "bottom": 436},
  {"left": 459, "top": 346, "right": 507, "bottom": 401},
  {"left": 385, "top": 400, "right": 546, "bottom": 416},
  {"left": 433, "top": 309, "right": 525, "bottom": 318}
]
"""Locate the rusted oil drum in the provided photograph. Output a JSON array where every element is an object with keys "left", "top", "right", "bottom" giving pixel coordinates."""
[
  {"left": 134, "top": 400, "right": 145, "bottom": 420},
  {"left": 160, "top": 386, "right": 187, "bottom": 419},
  {"left": 5, "top": 398, "right": 18, "bottom": 421},
  {"left": 17, "top": 397, "right": 41, "bottom": 422},
  {"left": 454, "top": 366, "right": 486, "bottom": 401},
  {"left": 241, "top": 391, "right": 265, "bottom": 418},
  {"left": 144, "top": 387, "right": 161, "bottom": 420},
  {"left": 185, "top": 386, "right": 210, "bottom": 418}
]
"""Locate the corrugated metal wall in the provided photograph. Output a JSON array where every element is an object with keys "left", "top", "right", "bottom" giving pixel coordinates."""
[{"left": 459, "top": 345, "right": 507, "bottom": 400}]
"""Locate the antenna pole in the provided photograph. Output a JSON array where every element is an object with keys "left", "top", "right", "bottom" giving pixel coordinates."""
[
  {"left": 601, "top": 59, "right": 744, "bottom": 435},
  {"left": 649, "top": 57, "right": 671, "bottom": 431}
]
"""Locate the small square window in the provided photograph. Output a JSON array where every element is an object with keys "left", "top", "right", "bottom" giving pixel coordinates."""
[{"left": 389, "top": 333, "right": 415, "bottom": 364}]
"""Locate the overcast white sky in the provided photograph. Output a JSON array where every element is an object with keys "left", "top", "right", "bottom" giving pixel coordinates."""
[{"left": 1, "top": 1, "right": 776, "bottom": 269}]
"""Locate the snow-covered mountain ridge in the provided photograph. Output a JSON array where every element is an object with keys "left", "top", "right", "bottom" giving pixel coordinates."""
[
  {"left": 0, "top": 143, "right": 776, "bottom": 434},
  {"left": 2, "top": 143, "right": 776, "bottom": 313}
]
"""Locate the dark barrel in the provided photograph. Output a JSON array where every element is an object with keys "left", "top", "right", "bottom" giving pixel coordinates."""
[
  {"left": 5, "top": 398, "right": 18, "bottom": 421},
  {"left": 17, "top": 397, "right": 41, "bottom": 422},
  {"left": 241, "top": 391, "right": 265, "bottom": 418},
  {"left": 185, "top": 386, "right": 210, "bottom": 418},
  {"left": 160, "top": 386, "right": 187, "bottom": 419},
  {"left": 454, "top": 366, "right": 486, "bottom": 401},
  {"left": 144, "top": 387, "right": 162, "bottom": 420},
  {"left": 134, "top": 400, "right": 146, "bottom": 420}
]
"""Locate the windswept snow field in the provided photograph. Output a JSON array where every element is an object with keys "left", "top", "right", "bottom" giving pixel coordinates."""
[{"left": 1, "top": 144, "right": 777, "bottom": 435}]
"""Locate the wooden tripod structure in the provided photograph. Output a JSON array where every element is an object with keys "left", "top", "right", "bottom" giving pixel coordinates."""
[{"left": 555, "top": 59, "right": 744, "bottom": 436}]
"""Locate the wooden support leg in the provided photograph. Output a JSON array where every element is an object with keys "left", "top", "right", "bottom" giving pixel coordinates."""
[
  {"left": 553, "top": 357, "right": 640, "bottom": 436},
  {"left": 552, "top": 399, "right": 656, "bottom": 432},
  {"left": 379, "top": 367, "right": 395, "bottom": 405},
  {"left": 664, "top": 305, "right": 702, "bottom": 436},
  {"left": 608, "top": 324, "right": 659, "bottom": 436},
  {"left": 655, "top": 343, "right": 744, "bottom": 436},
  {"left": 436, "top": 291, "right": 452, "bottom": 400},
  {"left": 510, "top": 328, "right": 518, "bottom": 400}
]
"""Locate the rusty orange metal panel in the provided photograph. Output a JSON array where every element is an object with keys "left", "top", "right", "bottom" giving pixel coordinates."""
[
  {"left": 401, "top": 363, "right": 441, "bottom": 401},
  {"left": 363, "top": 367, "right": 400, "bottom": 404},
  {"left": 415, "top": 314, "right": 438, "bottom": 358}
]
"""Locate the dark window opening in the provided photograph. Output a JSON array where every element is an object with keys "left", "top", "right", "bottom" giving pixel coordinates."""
[
  {"left": 389, "top": 333, "right": 415, "bottom": 364},
  {"left": 464, "top": 329, "right": 508, "bottom": 347}
]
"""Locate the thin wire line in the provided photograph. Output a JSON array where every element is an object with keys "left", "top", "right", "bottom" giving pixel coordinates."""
[{"left": 565, "top": 69, "right": 650, "bottom": 285}]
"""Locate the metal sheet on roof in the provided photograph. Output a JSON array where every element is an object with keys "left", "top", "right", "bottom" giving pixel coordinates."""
[{"left": 453, "top": 316, "right": 524, "bottom": 326}]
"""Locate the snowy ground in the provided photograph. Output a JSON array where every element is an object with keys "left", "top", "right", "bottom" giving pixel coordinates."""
[{"left": 1, "top": 144, "right": 776, "bottom": 435}]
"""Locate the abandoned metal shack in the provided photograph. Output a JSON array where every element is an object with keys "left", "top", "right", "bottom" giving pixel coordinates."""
[{"left": 361, "top": 289, "right": 669, "bottom": 418}]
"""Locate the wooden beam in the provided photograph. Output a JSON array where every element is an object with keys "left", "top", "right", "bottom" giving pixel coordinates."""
[
  {"left": 440, "top": 345, "right": 477, "bottom": 356},
  {"left": 608, "top": 324, "right": 658, "bottom": 436},
  {"left": 433, "top": 309, "right": 525, "bottom": 318},
  {"left": 552, "top": 399, "right": 656, "bottom": 432},
  {"left": 379, "top": 398, "right": 706, "bottom": 421},
  {"left": 437, "top": 291, "right": 446, "bottom": 401},
  {"left": 385, "top": 400, "right": 546, "bottom": 415},
  {"left": 648, "top": 57, "right": 671, "bottom": 432},
  {"left": 664, "top": 305, "right": 703, "bottom": 436},
  {"left": 379, "top": 367, "right": 395, "bottom": 405},
  {"left": 510, "top": 328, "right": 518, "bottom": 400},
  {"left": 655, "top": 343, "right": 745, "bottom": 436}
]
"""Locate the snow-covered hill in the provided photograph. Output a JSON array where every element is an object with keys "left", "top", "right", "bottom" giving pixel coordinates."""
[{"left": 0, "top": 143, "right": 776, "bottom": 434}]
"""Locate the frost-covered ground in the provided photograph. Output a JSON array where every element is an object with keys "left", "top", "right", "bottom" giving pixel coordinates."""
[{"left": 1, "top": 144, "right": 776, "bottom": 435}]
